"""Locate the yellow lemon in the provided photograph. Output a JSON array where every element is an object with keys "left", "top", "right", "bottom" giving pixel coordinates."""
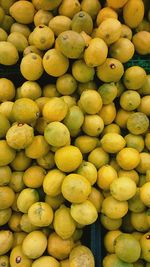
[
  {"left": 43, "top": 169, "right": 66, "bottom": 197},
  {"left": 109, "top": 38, "right": 135, "bottom": 63},
  {"left": 88, "top": 147, "right": 109, "bottom": 169},
  {"left": 101, "top": 133, "right": 126, "bottom": 153},
  {"left": 123, "top": 66, "right": 147, "bottom": 90},
  {"left": 101, "top": 196, "right": 128, "bottom": 219},
  {"left": 43, "top": 97, "right": 68, "bottom": 122},
  {"left": 140, "top": 182, "right": 150, "bottom": 207},
  {"left": 97, "top": 165, "right": 118, "bottom": 190},
  {"left": 104, "top": 230, "right": 122, "bottom": 254},
  {"left": 28, "top": 202, "right": 53, "bottom": 227},
  {"left": 96, "top": 7, "right": 118, "bottom": 26},
  {"left": 116, "top": 148, "right": 140, "bottom": 170},
  {"left": 100, "top": 214, "right": 122, "bottom": 230}
]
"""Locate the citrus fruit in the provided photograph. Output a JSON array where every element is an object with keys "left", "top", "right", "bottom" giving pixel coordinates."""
[
  {"left": 97, "top": 165, "right": 118, "bottom": 190},
  {"left": 97, "top": 58, "right": 124, "bottom": 82},
  {"left": 101, "top": 133, "right": 126, "bottom": 153},
  {"left": 132, "top": 31, "right": 150, "bottom": 55},
  {"left": 43, "top": 169, "right": 66, "bottom": 197},
  {"left": 72, "top": 59, "right": 95, "bottom": 83},
  {"left": 125, "top": 134, "right": 144, "bottom": 152},
  {"left": 74, "top": 135, "right": 98, "bottom": 154},
  {"left": 44, "top": 122, "right": 70, "bottom": 147},
  {"left": 98, "top": 82, "right": 118, "bottom": 105},
  {"left": 9, "top": 1, "right": 35, "bottom": 24},
  {"left": 32, "top": 25, "right": 54, "bottom": 50},
  {"left": 131, "top": 211, "right": 149, "bottom": 232},
  {"left": 0, "top": 208, "right": 12, "bottom": 226},
  {"left": 101, "top": 196, "right": 128, "bottom": 219},
  {"left": 123, "top": 0, "right": 144, "bottom": 28},
  {"left": 25, "top": 135, "right": 50, "bottom": 159},
  {"left": 55, "top": 145, "right": 83, "bottom": 173},
  {"left": 117, "top": 147, "right": 140, "bottom": 171},
  {"left": 120, "top": 24, "right": 132, "bottom": 40},
  {"left": 22, "top": 231, "right": 47, "bottom": 259},
  {"left": 59, "top": 0, "right": 81, "bottom": 19},
  {"left": 76, "top": 161, "right": 97, "bottom": 185},
  {"left": 88, "top": 147, "right": 109, "bottom": 169},
  {"left": 69, "top": 245, "right": 95, "bottom": 267},
  {"left": 0, "top": 230, "right": 13, "bottom": 255},
  {"left": 49, "top": 15, "right": 71, "bottom": 36},
  {"left": 81, "top": 0, "right": 101, "bottom": 19},
  {"left": 123, "top": 66, "right": 147, "bottom": 90},
  {"left": 20, "top": 81, "right": 42, "bottom": 100},
  {"left": 140, "top": 232, "right": 150, "bottom": 262},
  {"left": 0, "top": 78, "right": 15, "bottom": 102},
  {"left": 100, "top": 214, "right": 122, "bottom": 230},
  {"left": 96, "top": 7, "right": 118, "bottom": 26},
  {"left": 79, "top": 89, "right": 102, "bottom": 114},
  {"left": 110, "top": 177, "right": 137, "bottom": 201},
  {"left": 99, "top": 102, "right": 116, "bottom": 125},
  {"left": 61, "top": 173, "right": 91, "bottom": 203},
  {"left": 70, "top": 200, "right": 98, "bottom": 225},
  {"left": 128, "top": 188, "right": 146, "bottom": 213},
  {"left": 32, "top": 256, "right": 60, "bottom": 267},
  {"left": 115, "top": 233, "right": 141, "bottom": 263},
  {"left": 138, "top": 95, "right": 150, "bottom": 116},
  {"left": 82, "top": 114, "right": 104, "bottom": 136},
  {"left": 20, "top": 53, "right": 43, "bottom": 81},
  {"left": 43, "top": 97, "right": 68, "bottom": 122},
  {"left": 88, "top": 187, "right": 104, "bottom": 212},
  {"left": 109, "top": 38, "right": 135, "bottom": 63},
  {"left": 56, "top": 74, "right": 77, "bottom": 95},
  {"left": 0, "top": 41, "right": 19, "bottom": 65},
  {"left": 104, "top": 230, "right": 122, "bottom": 254},
  {"left": 140, "top": 182, "right": 150, "bottom": 207},
  {"left": 120, "top": 90, "right": 141, "bottom": 111},
  {"left": 17, "top": 188, "right": 39, "bottom": 213},
  {"left": 71, "top": 11, "right": 93, "bottom": 35},
  {"left": 127, "top": 112, "right": 149, "bottom": 135},
  {"left": 28, "top": 202, "right": 53, "bottom": 227},
  {"left": 103, "top": 254, "right": 133, "bottom": 267}
]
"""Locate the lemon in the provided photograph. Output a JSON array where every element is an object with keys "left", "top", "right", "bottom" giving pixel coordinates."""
[
  {"left": 11, "top": 98, "right": 40, "bottom": 124},
  {"left": 88, "top": 147, "right": 109, "bottom": 169},
  {"left": 145, "top": 133, "right": 150, "bottom": 151},
  {"left": 140, "top": 182, "right": 150, "bottom": 207},
  {"left": 0, "top": 230, "right": 13, "bottom": 255},
  {"left": 17, "top": 188, "right": 39, "bottom": 213},
  {"left": 101, "top": 133, "right": 126, "bottom": 153},
  {"left": 79, "top": 89, "right": 102, "bottom": 114},
  {"left": 10, "top": 245, "right": 32, "bottom": 267},
  {"left": 120, "top": 90, "right": 141, "bottom": 111},
  {"left": 43, "top": 169, "right": 66, "bottom": 197},
  {"left": 104, "top": 230, "right": 122, "bottom": 254},
  {"left": 115, "top": 109, "right": 134, "bottom": 129},
  {"left": 0, "top": 208, "right": 12, "bottom": 226},
  {"left": 71, "top": 11, "right": 93, "bottom": 35},
  {"left": 0, "top": 256, "right": 9, "bottom": 267},
  {"left": 32, "top": 256, "right": 60, "bottom": 267},
  {"left": 23, "top": 166, "right": 45, "bottom": 189},
  {"left": 0, "top": 114, "right": 10, "bottom": 139},
  {"left": 56, "top": 74, "right": 77, "bottom": 95},
  {"left": 44, "top": 122, "right": 70, "bottom": 147},
  {"left": 110, "top": 177, "right": 137, "bottom": 201},
  {"left": 102, "top": 123, "right": 120, "bottom": 136},
  {"left": 7, "top": 32, "right": 28, "bottom": 53},
  {"left": 96, "top": 7, "right": 118, "bottom": 26},
  {"left": 25, "top": 135, "right": 50, "bottom": 159},
  {"left": 100, "top": 214, "right": 122, "bottom": 230},
  {"left": 20, "top": 214, "right": 38, "bottom": 233},
  {"left": 9, "top": 1, "right": 35, "bottom": 24},
  {"left": 0, "top": 140, "right": 16, "bottom": 167},
  {"left": 131, "top": 211, "right": 149, "bottom": 232},
  {"left": 32, "top": 25, "right": 54, "bottom": 50},
  {"left": 45, "top": 194, "right": 65, "bottom": 210},
  {"left": 74, "top": 135, "right": 98, "bottom": 154},
  {"left": 120, "top": 24, "right": 132, "bottom": 40},
  {"left": 107, "top": 0, "right": 128, "bottom": 8},
  {"left": 55, "top": 145, "right": 83, "bottom": 173},
  {"left": 54, "top": 205, "right": 76, "bottom": 239},
  {"left": 43, "top": 49, "right": 69, "bottom": 77},
  {"left": 70, "top": 200, "right": 98, "bottom": 225},
  {"left": 103, "top": 254, "right": 133, "bottom": 267},
  {"left": 128, "top": 187, "right": 146, "bottom": 213},
  {"left": 88, "top": 187, "right": 104, "bottom": 212},
  {"left": 124, "top": 134, "right": 144, "bottom": 152},
  {"left": 123, "top": 0, "right": 144, "bottom": 28},
  {"left": 47, "top": 232, "right": 74, "bottom": 260},
  {"left": 97, "top": 58, "right": 124, "bottom": 83},
  {"left": 98, "top": 82, "right": 118, "bottom": 105},
  {"left": 0, "top": 41, "right": 19, "bottom": 66},
  {"left": 140, "top": 232, "right": 150, "bottom": 262},
  {"left": 34, "top": 9, "right": 53, "bottom": 26},
  {"left": 132, "top": 31, "right": 150, "bottom": 55},
  {"left": 10, "top": 151, "right": 31, "bottom": 172},
  {"left": 127, "top": 112, "right": 149, "bottom": 135},
  {"left": 99, "top": 102, "right": 116, "bottom": 125},
  {"left": 109, "top": 38, "right": 135, "bottom": 63},
  {"left": 20, "top": 81, "right": 42, "bottom": 100},
  {"left": 123, "top": 66, "right": 147, "bottom": 90},
  {"left": 97, "top": 165, "right": 118, "bottom": 190},
  {"left": 20, "top": 53, "right": 43, "bottom": 81},
  {"left": 82, "top": 114, "right": 104, "bottom": 136},
  {"left": 0, "top": 28, "right": 8, "bottom": 41},
  {"left": 84, "top": 37, "right": 108, "bottom": 67},
  {"left": 0, "top": 78, "right": 15, "bottom": 102},
  {"left": 43, "top": 97, "right": 68, "bottom": 122},
  {"left": 69, "top": 245, "right": 95, "bottom": 267},
  {"left": 61, "top": 173, "right": 91, "bottom": 203},
  {"left": 81, "top": 0, "right": 101, "bottom": 19},
  {"left": 116, "top": 148, "right": 140, "bottom": 170},
  {"left": 28, "top": 202, "right": 53, "bottom": 227},
  {"left": 138, "top": 95, "right": 150, "bottom": 116},
  {"left": 22, "top": 231, "right": 47, "bottom": 259},
  {"left": 96, "top": 18, "right": 121, "bottom": 45},
  {"left": 76, "top": 161, "right": 97, "bottom": 185},
  {"left": 115, "top": 233, "right": 141, "bottom": 263},
  {"left": 72, "top": 59, "right": 95, "bottom": 83},
  {"left": 49, "top": 15, "right": 71, "bottom": 36},
  {"left": 102, "top": 196, "right": 128, "bottom": 219},
  {"left": 9, "top": 171, "right": 25, "bottom": 193}
]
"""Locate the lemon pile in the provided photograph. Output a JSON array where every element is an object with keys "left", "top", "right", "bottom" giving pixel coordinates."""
[{"left": 0, "top": 0, "right": 150, "bottom": 266}]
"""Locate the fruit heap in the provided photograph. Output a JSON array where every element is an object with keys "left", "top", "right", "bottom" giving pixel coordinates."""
[{"left": 0, "top": 0, "right": 150, "bottom": 266}]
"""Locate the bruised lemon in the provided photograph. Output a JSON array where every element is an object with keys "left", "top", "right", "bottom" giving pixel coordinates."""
[{"left": 28, "top": 202, "right": 53, "bottom": 227}]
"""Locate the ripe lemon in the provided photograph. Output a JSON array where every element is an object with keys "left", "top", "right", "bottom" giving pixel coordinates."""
[
  {"left": 17, "top": 188, "right": 39, "bottom": 213},
  {"left": 20, "top": 53, "right": 43, "bottom": 81},
  {"left": 140, "top": 182, "right": 150, "bottom": 207},
  {"left": 49, "top": 15, "right": 71, "bottom": 36},
  {"left": 131, "top": 211, "right": 149, "bottom": 232},
  {"left": 145, "top": 133, "right": 150, "bottom": 151},
  {"left": 10, "top": 245, "right": 32, "bottom": 267},
  {"left": 109, "top": 38, "right": 135, "bottom": 63},
  {"left": 125, "top": 134, "right": 144, "bottom": 152},
  {"left": 55, "top": 145, "right": 83, "bottom": 173},
  {"left": 69, "top": 245, "right": 95, "bottom": 267},
  {"left": 23, "top": 166, "right": 45, "bottom": 188},
  {"left": 42, "top": 97, "right": 68, "bottom": 122},
  {"left": 127, "top": 112, "right": 149, "bottom": 135},
  {"left": 61, "top": 173, "right": 91, "bottom": 203},
  {"left": 100, "top": 214, "right": 122, "bottom": 230},
  {"left": 97, "top": 165, "right": 118, "bottom": 190},
  {"left": 132, "top": 31, "right": 150, "bottom": 55},
  {"left": 56, "top": 74, "right": 77, "bottom": 95},
  {"left": 118, "top": 170, "right": 139, "bottom": 185},
  {"left": 96, "top": 7, "right": 118, "bottom": 26},
  {"left": 81, "top": 0, "right": 101, "bottom": 19},
  {"left": 99, "top": 102, "right": 116, "bottom": 125},
  {"left": 72, "top": 59, "right": 95, "bottom": 83},
  {"left": 101, "top": 196, "right": 128, "bottom": 219},
  {"left": 88, "top": 187, "right": 104, "bottom": 212},
  {"left": 53, "top": 205, "right": 76, "bottom": 239},
  {"left": 123, "top": 0, "right": 144, "bottom": 28},
  {"left": 138, "top": 95, "right": 150, "bottom": 116},
  {"left": 115, "top": 109, "right": 134, "bottom": 128},
  {"left": 47, "top": 232, "right": 74, "bottom": 260},
  {"left": 79, "top": 89, "right": 102, "bottom": 114},
  {"left": 103, "top": 254, "right": 133, "bottom": 267},
  {"left": 76, "top": 161, "right": 97, "bottom": 185},
  {"left": 101, "top": 133, "right": 126, "bottom": 153},
  {"left": 0, "top": 186, "right": 15, "bottom": 210},
  {"left": 123, "top": 66, "right": 147, "bottom": 90},
  {"left": 70, "top": 200, "right": 98, "bottom": 225},
  {"left": 44, "top": 122, "right": 70, "bottom": 147},
  {"left": 117, "top": 148, "right": 140, "bottom": 170},
  {"left": 120, "top": 24, "right": 132, "bottom": 40},
  {"left": 102, "top": 123, "right": 121, "bottom": 136},
  {"left": 45, "top": 194, "right": 65, "bottom": 210},
  {"left": 120, "top": 90, "right": 141, "bottom": 111},
  {"left": 22, "top": 231, "right": 47, "bottom": 259},
  {"left": 110, "top": 176, "right": 137, "bottom": 201},
  {"left": 43, "top": 49, "right": 69, "bottom": 77},
  {"left": 0, "top": 140, "right": 16, "bottom": 167},
  {"left": 140, "top": 232, "right": 150, "bottom": 262},
  {"left": 97, "top": 58, "right": 124, "bottom": 82},
  {"left": 104, "top": 230, "right": 122, "bottom": 254},
  {"left": 96, "top": 18, "right": 121, "bottom": 45},
  {"left": 28, "top": 202, "right": 53, "bottom": 227},
  {"left": 25, "top": 135, "right": 50, "bottom": 159},
  {"left": 82, "top": 114, "right": 104, "bottom": 136},
  {"left": 74, "top": 135, "right": 98, "bottom": 154},
  {"left": 107, "top": 0, "right": 128, "bottom": 8},
  {"left": 0, "top": 165, "right": 12, "bottom": 186},
  {"left": 98, "top": 82, "right": 118, "bottom": 105},
  {"left": 88, "top": 147, "right": 109, "bottom": 169},
  {"left": 84, "top": 37, "right": 108, "bottom": 67},
  {"left": 0, "top": 78, "right": 15, "bottom": 102},
  {"left": 43, "top": 169, "right": 66, "bottom": 197}
]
